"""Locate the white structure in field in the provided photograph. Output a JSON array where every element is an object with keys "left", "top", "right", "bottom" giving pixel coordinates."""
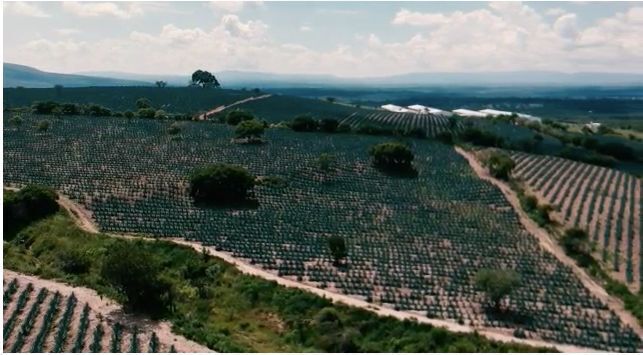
[
  {"left": 478, "top": 109, "right": 542, "bottom": 123},
  {"left": 407, "top": 104, "right": 447, "bottom": 114},
  {"left": 453, "top": 109, "right": 487, "bottom": 117},
  {"left": 381, "top": 104, "right": 414, "bottom": 113},
  {"left": 585, "top": 122, "right": 602, "bottom": 133}
]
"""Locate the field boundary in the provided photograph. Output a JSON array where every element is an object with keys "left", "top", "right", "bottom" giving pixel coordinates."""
[
  {"left": 4, "top": 184, "right": 611, "bottom": 353},
  {"left": 454, "top": 146, "right": 642, "bottom": 335}
]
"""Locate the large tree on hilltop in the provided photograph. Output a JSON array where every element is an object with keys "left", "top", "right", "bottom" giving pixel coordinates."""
[{"left": 191, "top": 69, "right": 221, "bottom": 88}]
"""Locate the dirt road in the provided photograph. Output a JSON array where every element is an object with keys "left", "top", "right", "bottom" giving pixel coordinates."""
[{"left": 198, "top": 94, "right": 272, "bottom": 120}]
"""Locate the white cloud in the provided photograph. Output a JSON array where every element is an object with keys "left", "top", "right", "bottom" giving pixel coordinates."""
[
  {"left": 300, "top": 26, "right": 312, "bottom": 32},
  {"left": 392, "top": 9, "right": 449, "bottom": 27},
  {"left": 546, "top": 8, "right": 567, "bottom": 17},
  {"left": 56, "top": 28, "right": 80, "bottom": 36},
  {"left": 4, "top": 2, "right": 50, "bottom": 18},
  {"left": 553, "top": 14, "right": 579, "bottom": 40},
  {"left": 62, "top": 2, "right": 143, "bottom": 19},
  {"left": 208, "top": 1, "right": 263, "bottom": 13}
]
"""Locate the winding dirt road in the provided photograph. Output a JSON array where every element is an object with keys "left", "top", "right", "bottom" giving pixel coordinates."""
[{"left": 197, "top": 94, "right": 272, "bottom": 120}]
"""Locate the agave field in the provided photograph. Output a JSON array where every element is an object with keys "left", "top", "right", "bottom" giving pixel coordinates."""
[
  {"left": 340, "top": 111, "right": 457, "bottom": 137},
  {"left": 2, "top": 276, "right": 176, "bottom": 353},
  {"left": 3, "top": 87, "right": 256, "bottom": 114},
  {"left": 510, "top": 151, "right": 642, "bottom": 291},
  {"left": 3, "top": 114, "right": 642, "bottom": 351}
]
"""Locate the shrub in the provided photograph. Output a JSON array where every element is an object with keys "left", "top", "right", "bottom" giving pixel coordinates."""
[
  {"left": 36, "top": 120, "right": 50, "bottom": 132},
  {"left": 319, "top": 119, "right": 339, "bottom": 133},
  {"left": 124, "top": 111, "right": 135, "bottom": 119},
  {"left": 475, "top": 269, "right": 520, "bottom": 310},
  {"left": 369, "top": 142, "right": 415, "bottom": 174},
  {"left": 32, "top": 101, "right": 59, "bottom": 114},
  {"left": 137, "top": 108, "right": 156, "bottom": 119},
  {"left": 154, "top": 110, "right": 169, "bottom": 120},
  {"left": 189, "top": 164, "right": 256, "bottom": 205},
  {"left": 168, "top": 123, "right": 181, "bottom": 135},
  {"left": 226, "top": 110, "right": 254, "bottom": 126},
  {"left": 483, "top": 151, "right": 515, "bottom": 180},
  {"left": 4, "top": 185, "right": 59, "bottom": 238},
  {"left": 85, "top": 104, "right": 111, "bottom": 117},
  {"left": 136, "top": 98, "right": 152, "bottom": 109},
  {"left": 459, "top": 128, "right": 504, "bottom": 148},
  {"left": 61, "top": 103, "right": 82, "bottom": 116},
  {"left": 235, "top": 119, "right": 265, "bottom": 142},
  {"left": 561, "top": 228, "right": 592, "bottom": 265},
  {"left": 318, "top": 153, "right": 336, "bottom": 172},
  {"left": 327, "top": 235, "right": 347, "bottom": 266},
  {"left": 100, "top": 241, "right": 170, "bottom": 315},
  {"left": 290, "top": 115, "right": 319, "bottom": 132},
  {"left": 58, "top": 249, "right": 91, "bottom": 274}
]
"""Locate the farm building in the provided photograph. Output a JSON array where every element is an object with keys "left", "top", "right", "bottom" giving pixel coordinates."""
[
  {"left": 453, "top": 109, "right": 487, "bottom": 117},
  {"left": 585, "top": 122, "right": 602, "bottom": 133},
  {"left": 381, "top": 104, "right": 414, "bottom": 113},
  {"left": 407, "top": 104, "right": 448, "bottom": 114}
]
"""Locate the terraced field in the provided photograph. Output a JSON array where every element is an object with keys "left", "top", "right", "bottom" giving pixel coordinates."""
[
  {"left": 3, "top": 114, "right": 642, "bottom": 351},
  {"left": 511, "top": 152, "right": 642, "bottom": 291},
  {"left": 2, "top": 273, "right": 189, "bottom": 353}
]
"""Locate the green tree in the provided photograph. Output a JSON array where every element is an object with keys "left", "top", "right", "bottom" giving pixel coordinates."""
[
  {"left": 368, "top": 142, "right": 415, "bottom": 174},
  {"left": 226, "top": 110, "right": 255, "bottom": 126},
  {"left": 191, "top": 70, "right": 220, "bottom": 88},
  {"left": 561, "top": 228, "right": 593, "bottom": 266},
  {"left": 137, "top": 108, "right": 156, "bottom": 119},
  {"left": 100, "top": 241, "right": 170, "bottom": 315},
  {"left": 475, "top": 269, "right": 520, "bottom": 310},
  {"left": 290, "top": 115, "right": 319, "bottom": 132},
  {"left": 327, "top": 235, "right": 347, "bottom": 266},
  {"left": 235, "top": 119, "right": 265, "bottom": 143},
  {"left": 4, "top": 185, "right": 59, "bottom": 238},
  {"left": 189, "top": 164, "right": 256, "bottom": 205},
  {"left": 155, "top": 80, "right": 167, "bottom": 88},
  {"left": 167, "top": 123, "right": 181, "bottom": 135}
]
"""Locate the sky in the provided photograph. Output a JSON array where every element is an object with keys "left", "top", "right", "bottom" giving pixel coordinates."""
[{"left": 3, "top": 1, "right": 643, "bottom": 77}]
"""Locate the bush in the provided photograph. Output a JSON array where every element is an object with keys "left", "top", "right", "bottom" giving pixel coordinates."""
[
  {"left": 226, "top": 110, "right": 254, "bottom": 126},
  {"left": 32, "top": 101, "right": 59, "bottom": 114},
  {"left": 154, "top": 110, "right": 169, "bottom": 120},
  {"left": 61, "top": 103, "right": 82, "bottom": 116},
  {"left": 290, "top": 115, "right": 319, "bottom": 132},
  {"left": 168, "top": 123, "right": 181, "bottom": 135},
  {"left": 100, "top": 241, "right": 170, "bottom": 315},
  {"left": 136, "top": 98, "right": 152, "bottom": 109},
  {"left": 58, "top": 249, "right": 91, "bottom": 274},
  {"left": 327, "top": 235, "right": 347, "bottom": 266},
  {"left": 124, "top": 111, "right": 135, "bottom": 119},
  {"left": 561, "top": 228, "right": 592, "bottom": 265},
  {"left": 369, "top": 142, "right": 415, "bottom": 175},
  {"left": 85, "top": 104, "right": 111, "bottom": 117},
  {"left": 483, "top": 151, "right": 515, "bottom": 180},
  {"left": 459, "top": 128, "right": 504, "bottom": 148},
  {"left": 234, "top": 119, "right": 265, "bottom": 142},
  {"left": 189, "top": 164, "right": 256, "bottom": 206},
  {"left": 319, "top": 119, "right": 339, "bottom": 133},
  {"left": 4, "top": 185, "right": 59, "bottom": 238},
  {"left": 36, "top": 120, "right": 50, "bottom": 132},
  {"left": 137, "top": 108, "right": 156, "bottom": 119}
]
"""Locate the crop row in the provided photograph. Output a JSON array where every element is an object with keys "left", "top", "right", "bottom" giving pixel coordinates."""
[
  {"left": 511, "top": 151, "right": 641, "bottom": 291},
  {"left": 340, "top": 111, "right": 457, "bottom": 137},
  {"left": 3, "top": 115, "right": 641, "bottom": 351},
  {"left": 2, "top": 276, "right": 175, "bottom": 352}
]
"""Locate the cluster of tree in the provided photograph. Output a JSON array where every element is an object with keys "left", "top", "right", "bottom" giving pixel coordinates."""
[
  {"left": 458, "top": 127, "right": 505, "bottom": 148},
  {"left": 221, "top": 110, "right": 266, "bottom": 143},
  {"left": 190, "top": 70, "right": 221, "bottom": 88},
  {"left": 327, "top": 235, "right": 347, "bottom": 266},
  {"left": 32, "top": 101, "right": 112, "bottom": 117},
  {"left": 4, "top": 185, "right": 59, "bottom": 238},
  {"left": 481, "top": 151, "right": 515, "bottom": 180},
  {"left": 369, "top": 142, "right": 417, "bottom": 176},
  {"left": 30, "top": 100, "right": 192, "bottom": 121},
  {"left": 189, "top": 163, "right": 256, "bottom": 206},
  {"left": 557, "top": 147, "right": 616, "bottom": 168}
]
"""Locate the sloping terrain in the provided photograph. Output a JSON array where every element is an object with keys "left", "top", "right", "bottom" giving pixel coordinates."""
[
  {"left": 2, "top": 271, "right": 211, "bottom": 353},
  {"left": 510, "top": 151, "right": 642, "bottom": 291},
  {"left": 3, "top": 114, "right": 641, "bottom": 351},
  {"left": 3, "top": 63, "right": 149, "bottom": 88}
]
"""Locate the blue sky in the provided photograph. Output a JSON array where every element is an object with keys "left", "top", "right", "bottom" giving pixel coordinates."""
[{"left": 4, "top": 1, "right": 643, "bottom": 76}]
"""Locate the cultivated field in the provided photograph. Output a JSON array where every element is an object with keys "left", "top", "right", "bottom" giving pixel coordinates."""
[
  {"left": 511, "top": 152, "right": 642, "bottom": 291},
  {"left": 340, "top": 111, "right": 457, "bottom": 137},
  {"left": 2, "top": 271, "right": 205, "bottom": 353},
  {"left": 3, "top": 114, "right": 641, "bottom": 351}
]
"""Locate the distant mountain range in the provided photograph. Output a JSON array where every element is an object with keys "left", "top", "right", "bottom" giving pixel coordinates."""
[{"left": 5, "top": 62, "right": 643, "bottom": 89}]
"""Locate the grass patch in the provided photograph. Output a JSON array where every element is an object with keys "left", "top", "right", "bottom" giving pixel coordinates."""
[{"left": 3, "top": 210, "right": 552, "bottom": 352}]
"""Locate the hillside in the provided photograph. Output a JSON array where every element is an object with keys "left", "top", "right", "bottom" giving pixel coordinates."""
[
  {"left": 4, "top": 113, "right": 641, "bottom": 352},
  {"left": 3, "top": 63, "right": 150, "bottom": 88}
]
